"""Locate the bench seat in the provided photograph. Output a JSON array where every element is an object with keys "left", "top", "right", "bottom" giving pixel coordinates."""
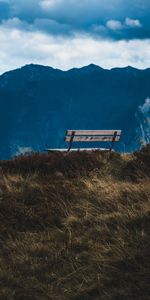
[{"left": 46, "top": 148, "right": 110, "bottom": 152}]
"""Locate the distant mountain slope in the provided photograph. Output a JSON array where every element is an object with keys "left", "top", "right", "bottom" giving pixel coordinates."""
[{"left": 0, "top": 64, "right": 150, "bottom": 158}]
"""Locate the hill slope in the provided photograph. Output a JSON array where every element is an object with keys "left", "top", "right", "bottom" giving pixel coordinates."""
[
  {"left": 0, "top": 146, "right": 150, "bottom": 300},
  {"left": 0, "top": 64, "right": 150, "bottom": 159}
]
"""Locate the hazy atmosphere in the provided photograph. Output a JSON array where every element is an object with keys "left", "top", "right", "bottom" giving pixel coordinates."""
[{"left": 0, "top": 0, "right": 150, "bottom": 74}]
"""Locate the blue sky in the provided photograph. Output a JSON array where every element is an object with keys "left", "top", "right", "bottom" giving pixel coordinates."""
[{"left": 0, "top": 0, "right": 150, "bottom": 74}]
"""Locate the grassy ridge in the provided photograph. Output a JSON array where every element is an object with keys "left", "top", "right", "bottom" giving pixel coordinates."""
[{"left": 0, "top": 146, "right": 150, "bottom": 300}]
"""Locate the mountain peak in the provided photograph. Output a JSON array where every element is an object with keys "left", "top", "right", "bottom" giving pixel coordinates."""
[
  {"left": 111, "top": 65, "right": 139, "bottom": 72},
  {"left": 67, "top": 64, "right": 104, "bottom": 76},
  {"left": 80, "top": 64, "right": 104, "bottom": 72},
  {"left": 21, "top": 64, "right": 58, "bottom": 72},
  {"left": 86, "top": 63, "right": 103, "bottom": 70}
]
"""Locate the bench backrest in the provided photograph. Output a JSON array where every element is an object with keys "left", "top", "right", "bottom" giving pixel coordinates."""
[
  {"left": 65, "top": 130, "right": 121, "bottom": 142},
  {"left": 65, "top": 130, "right": 122, "bottom": 152}
]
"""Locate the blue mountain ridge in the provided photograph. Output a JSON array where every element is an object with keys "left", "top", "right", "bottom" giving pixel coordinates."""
[{"left": 0, "top": 64, "right": 150, "bottom": 159}]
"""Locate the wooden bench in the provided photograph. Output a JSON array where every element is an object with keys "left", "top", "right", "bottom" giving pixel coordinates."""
[{"left": 65, "top": 130, "right": 122, "bottom": 152}]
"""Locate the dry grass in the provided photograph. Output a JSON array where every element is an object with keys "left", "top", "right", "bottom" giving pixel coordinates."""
[{"left": 0, "top": 145, "right": 150, "bottom": 300}]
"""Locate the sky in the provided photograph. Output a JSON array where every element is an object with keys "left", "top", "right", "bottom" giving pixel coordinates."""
[{"left": 0, "top": 0, "right": 150, "bottom": 74}]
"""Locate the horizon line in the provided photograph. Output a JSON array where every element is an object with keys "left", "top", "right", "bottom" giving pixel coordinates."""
[{"left": 0, "top": 63, "right": 150, "bottom": 77}]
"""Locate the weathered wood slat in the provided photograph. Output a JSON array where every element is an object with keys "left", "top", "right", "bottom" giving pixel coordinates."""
[
  {"left": 66, "top": 130, "right": 121, "bottom": 136},
  {"left": 65, "top": 136, "right": 120, "bottom": 142},
  {"left": 46, "top": 148, "right": 109, "bottom": 151}
]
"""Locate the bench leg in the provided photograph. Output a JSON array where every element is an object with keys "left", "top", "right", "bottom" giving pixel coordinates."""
[
  {"left": 110, "top": 131, "right": 117, "bottom": 153},
  {"left": 67, "top": 131, "right": 75, "bottom": 152}
]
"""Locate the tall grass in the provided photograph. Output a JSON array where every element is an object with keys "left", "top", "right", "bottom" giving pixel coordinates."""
[{"left": 0, "top": 145, "right": 150, "bottom": 300}]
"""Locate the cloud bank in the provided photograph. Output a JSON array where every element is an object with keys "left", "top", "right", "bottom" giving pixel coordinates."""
[
  {"left": 0, "top": 0, "right": 150, "bottom": 73},
  {"left": 0, "top": 26, "right": 150, "bottom": 75},
  {"left": 0, "top": 0, "right": 149, "bottom": 38}
]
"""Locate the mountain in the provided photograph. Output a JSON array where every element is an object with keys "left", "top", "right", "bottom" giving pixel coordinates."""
[{"left": 0, "top": 64, "right": 150, "bottom": 159}]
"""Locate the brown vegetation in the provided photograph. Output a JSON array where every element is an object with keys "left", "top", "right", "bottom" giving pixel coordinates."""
[{"left": 0, "top": 145, "right": 150, "bottom": 300}]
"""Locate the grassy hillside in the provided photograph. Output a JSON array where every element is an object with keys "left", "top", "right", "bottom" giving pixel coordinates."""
[{"left": 0, "top": 146, "right": 150, "bottom": 300}]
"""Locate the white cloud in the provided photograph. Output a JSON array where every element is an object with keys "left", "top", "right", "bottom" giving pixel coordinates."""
[
  {"left": 106, "top": 20, "right": 123, "bottom": 30},
  {"left": 1, "top": 17, "right": 27, "bottom": 29},
  {"left": 139, "top": 98, "right": 150, "bottom": 115},
  {"left": 40, "top": 0, "right": 62, "bottom": 9},
  {"left": 15, "top": 146, "right": 33, "bottom": 156},
  {"left": 125, "top": 17, "right": 142, "bottom": 28},
  {"left": 106, "top": 17, "right": 142, "bottom": 31},
  {"left": 0, "top": 25, "right": 150, "bottom": 75}
]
